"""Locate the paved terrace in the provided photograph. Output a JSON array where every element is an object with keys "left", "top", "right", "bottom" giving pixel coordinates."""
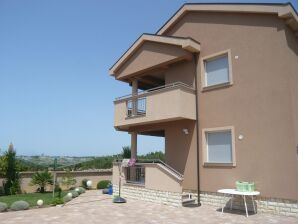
[{"left": 0, "top": 190, "right": 297, "bottom": 224}]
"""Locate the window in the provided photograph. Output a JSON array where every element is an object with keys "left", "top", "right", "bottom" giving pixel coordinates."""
[
  {"left": 207, "top": 131, "right": 232, "bottom": 163},
  {"left": 201, "top": 50, "right": 233, "bottom": 90},
  {"left": 205, "top": 55, "right": 229, "bottom": 86},
  {"left": 203, "top": 126, "right": 236, "bottom": 166}
]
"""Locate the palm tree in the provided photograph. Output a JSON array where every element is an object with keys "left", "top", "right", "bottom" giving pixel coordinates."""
[{"left": 30, "top": 171, "right": 53, "bottom": 193}]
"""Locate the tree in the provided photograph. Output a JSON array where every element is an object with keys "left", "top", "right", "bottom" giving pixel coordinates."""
[
  {"left": 122, "top": 146, "right": 131, "bottom": 159},
  {"left": 61, "top": 170, "right": 77, "bottom": 190},
  {"left": 3, "top": 143, "right": 21, "bottom": 195},
  {"left": 0, "top": 150, "right": 5, "bottom": 176},
  {"left": 30, "top": 170, "right": 53, "bottom": 193},
  {"left": 0, "top": 150, "right": 5, "bottom": 195},
  {"left": 139, "top": 151, "right": 165, "bottom": 161}
]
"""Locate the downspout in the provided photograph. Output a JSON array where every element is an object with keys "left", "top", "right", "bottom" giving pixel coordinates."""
[{"left": 193, "top": 53, "right": 201, "bottom": 206}]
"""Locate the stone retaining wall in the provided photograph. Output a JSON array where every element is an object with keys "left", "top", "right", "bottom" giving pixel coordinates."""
[
  {"left": 113, "top": 184, "right": 181, "bottom": 206},
  {"left": 113, "top": 184, "right": 298, "bottom": 217},
  {"left": 196, "top": 191, "right": 298, "bottom": 217}
]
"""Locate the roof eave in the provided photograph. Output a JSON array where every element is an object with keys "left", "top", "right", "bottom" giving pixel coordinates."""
[
  {"left": 109, "top": 34, "right": 200, "bottom": 76},
  {"left": 157, "top": 3, "right": 298, "bottom": 35}
]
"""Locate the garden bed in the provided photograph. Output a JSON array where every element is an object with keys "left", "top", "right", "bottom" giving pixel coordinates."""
[{"left": 0, "top": 191, "right": 67, "bottom": 208}]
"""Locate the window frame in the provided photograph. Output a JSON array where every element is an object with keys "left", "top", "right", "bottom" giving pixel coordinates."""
[
  {"left": 202, "top": 126, "right": 236, "bottom": 167},
  {"left": 200, "top": 49, "right": 233, "bottom": 91}
]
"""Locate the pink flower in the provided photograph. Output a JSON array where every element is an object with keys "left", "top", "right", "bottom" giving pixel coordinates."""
[{"left": 128, "top": 158, "right": 136, "bottom": 167}]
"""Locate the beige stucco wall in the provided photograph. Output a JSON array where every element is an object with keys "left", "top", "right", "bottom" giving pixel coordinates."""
[
  {"left": 128, "top": 119, "right": 197, "bottom": 191},
  {"left": 145, "top": 165, "right": 182, "bottom": 192},
  {"left": 112, "top": 163, "right": 182, "bottom": 193},
  {"left": 165, "top": 60, "right": 195, "bottom": 87},
  {"left": 164, "top": 120, "right": 197, "bottom": 191},
  {"left": 114, "top": 86, "right": 196, "bottom": 130},
  {"left": 0, "top": 170, "right": 112, "bottom": 193},
  {"left": 115, "top": 41, "right": 191, "bottom": 79},
  {"left": 164, "top": 12, "right": 298, "bottom": 200},
  {"left": 55, "top": 171, "right": 112, "bottom": 190}
]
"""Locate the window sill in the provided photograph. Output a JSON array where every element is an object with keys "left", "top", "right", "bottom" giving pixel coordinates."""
[
  {"left": 202, "top": 82, "right": 232, "bottom": 92},
  {"left": 203, "top": 162, "right": 236, "bottom": 168}
]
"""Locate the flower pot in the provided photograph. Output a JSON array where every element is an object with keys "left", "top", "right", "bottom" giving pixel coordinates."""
[
  {"left": 236, "top": 181, "right": 247, "bottom": 192},
  {"left": 246, "top": 182, "right": 256, "bottom": 192},
  {"left": 236, "top": 181, "right": 255, "bottom": 192}
]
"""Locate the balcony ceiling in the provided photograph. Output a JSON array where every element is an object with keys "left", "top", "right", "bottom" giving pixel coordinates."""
[
  {"left": 139, "top": 130, "right": 165, "bottom": 137},
  {"left": 109, "top": 34, "right": 200, "bottom": 80},
  {"left": 131, "top": 74, "right": 165, "bottom": 90}
]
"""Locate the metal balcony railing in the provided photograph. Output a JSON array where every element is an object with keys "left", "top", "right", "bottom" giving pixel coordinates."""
[
  {"left": 115, "top": 159, "right": 183, "bottom": 183},
  {"left": 125, "top": 165, "right": 145, "bottom": 185},
  {"left": 127, "top": 97, "right": 146, "bottom": 118},
  {"left": 115, "top": 82, "right": 193, "bottom": 101},
  {"left": 137, "top": 159, "right": 184, "bottom": 180}
]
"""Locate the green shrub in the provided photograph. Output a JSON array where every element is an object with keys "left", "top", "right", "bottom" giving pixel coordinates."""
[
  {"left": 61, "top": 171, "right": 77, "bottom": 190},
  {"left": 51, "top": 197, "right": 64, "bottom": 206},
  {"left": 0, "top": 186, "right": 4, "bottom": 196},
  {"left": 70, "top": 190, "right": 79, "bottom": 198},
  {"left": 63, "top": 195, "right": 72, "bottom": 203},
  {"left": 97, "top": 180, "right": 111, "bottom": 189},
  {"left": 74, "top": 187, "right": 86, "bottom": 194},
  {"left": 78, "top": 187, "right": 85, "bottom": 194},
  {"left": 0, "top": 202, "right": 8, "bottom": 212},
  {"left": 10, "top": 200, "right": 29, "bottom": 211},
  {"left": 74, "top": 188, "right": 81, "bottom": 195},
  {"left": 81, "top": 179, "right": 88, "bottom": 189},
  {"left": 54, "top": 184, "right": 62, "bottom": 198}
]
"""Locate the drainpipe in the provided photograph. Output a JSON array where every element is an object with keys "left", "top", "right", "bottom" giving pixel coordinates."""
[{"left": 193, "top": 53, "right": 201, "bottom": 206}]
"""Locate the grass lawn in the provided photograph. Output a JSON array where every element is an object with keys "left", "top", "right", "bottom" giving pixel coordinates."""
[{"left": 0, "top": 191, "right": 67, "bottom": 207}]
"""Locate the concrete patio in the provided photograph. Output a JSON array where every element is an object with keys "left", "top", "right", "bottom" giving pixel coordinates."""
[{"left": 0, "top": 190, "right": 297, "bottom": 224}]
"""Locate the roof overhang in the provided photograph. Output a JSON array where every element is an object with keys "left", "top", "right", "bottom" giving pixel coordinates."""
[
  {"left": 109, "top": 34, "right": 200, "bottom": 76},
  {"left": 157, "top": 3, "right": 298, "bottom": 35}
]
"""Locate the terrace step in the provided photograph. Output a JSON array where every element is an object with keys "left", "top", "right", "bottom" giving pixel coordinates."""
[
  {"left": 182, "top": 198, "right": 196, "bottom": 207},
  {"left": 182, "top": 193, "right": 192, "bottom": 199},
  {"left": 182, "top": 193, "right": 196, "bottom": 207}
]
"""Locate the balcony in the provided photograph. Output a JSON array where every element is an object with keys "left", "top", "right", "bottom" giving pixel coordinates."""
[{"left": 114, "top": 82, "right": 196, "bottom": 130}]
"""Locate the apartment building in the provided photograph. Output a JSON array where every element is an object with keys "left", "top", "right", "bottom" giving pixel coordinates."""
[{"left": 109, "top": 3, "right": 298, "bottom": 216}]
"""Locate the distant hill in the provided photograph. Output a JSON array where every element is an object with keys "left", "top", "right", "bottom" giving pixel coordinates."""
[
  {"left": 16, "top": 151, "right": 165, "bottom": 171},
  {"left": 17, "top": 155, "right": 96, "bottom": 170}
]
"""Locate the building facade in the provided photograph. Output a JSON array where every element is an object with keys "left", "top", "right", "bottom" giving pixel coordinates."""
[{"left": 109, "top": 3, "right": 298, "bottom": 216}]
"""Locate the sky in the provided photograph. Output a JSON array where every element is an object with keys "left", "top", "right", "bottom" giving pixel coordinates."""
[{"left": 0, "top": 0, "right": 297, "bottom": 156}]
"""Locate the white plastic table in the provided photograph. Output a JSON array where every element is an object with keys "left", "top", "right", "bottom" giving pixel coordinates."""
[{"left": 217, "top": 189, "right": 260, "bottom": 217}]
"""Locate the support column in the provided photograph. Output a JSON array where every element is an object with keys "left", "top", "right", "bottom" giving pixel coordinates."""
[
  {"left": 131, "top": 132, "right": 137, "bottom": 159},
  {"left": 132, "top": 79, "right": 138, "bottom": 95},
  {"left": 132, "top": 79, "right": 138, "bottom": 116}
]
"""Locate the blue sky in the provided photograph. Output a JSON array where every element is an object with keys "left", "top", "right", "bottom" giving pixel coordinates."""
[{"left": 0, "top": 0, "right": 297, "bottom": 156}]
